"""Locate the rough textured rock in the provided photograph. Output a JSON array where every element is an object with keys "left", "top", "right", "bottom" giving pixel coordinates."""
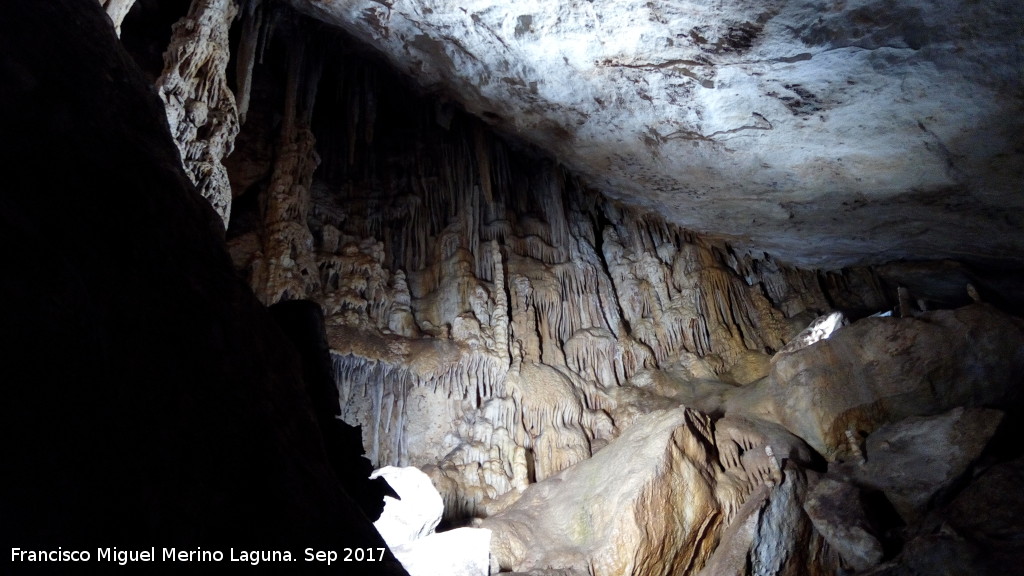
[
  {"left": 479, "top": 407, "right": 820, "bottom": 575},
  {"left": 222, "top": 22, "right": 898, "bottom": 520},
  {"left": 481, "top": 408, "right": 725, "bottom": 574},
  {"left": 943, "top": 455, "right": 1024, "bottom": 573},
  {"left": 283, "top": 0, "right": 1024, "bottom": 268},
  {"left": 0, "top": 3, "right": 406, "bottom": 572},
  {"left": 156, "top": 0, "right": 240, "bottom": 225},
  {"left": 14, "top": 2, "right": 1024, "bottom": 569},
  {"left": 747, "top": 465, "right": 836, "bottom": 576},
  {"left": 729, "top": 304, "right": 1024, "bottom": 459},
  {"left": 854, "top": 407, "right": 1004, "bottom": 523},
  {"left": 802, "top": 477, "right": 884, "bottom": 572}
]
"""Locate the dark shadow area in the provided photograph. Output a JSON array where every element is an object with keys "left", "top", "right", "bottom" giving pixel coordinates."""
[{"left": 0, "top": 2, "right": 405, "bottom": 574}]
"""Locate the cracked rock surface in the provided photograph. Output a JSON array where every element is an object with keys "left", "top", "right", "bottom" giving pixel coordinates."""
[{"left": 285, "top": 0, "right": 1024, "bottom": 268}]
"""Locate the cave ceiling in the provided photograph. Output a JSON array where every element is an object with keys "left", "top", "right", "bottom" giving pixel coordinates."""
[{"left": 284, "top": 0, "right": 1024, "bottom": 269}]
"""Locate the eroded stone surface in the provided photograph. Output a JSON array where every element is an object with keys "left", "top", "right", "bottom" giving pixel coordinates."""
[
  {"left": 803, "top": 477, "right": 884, "bottom": 571},
  {"left": 478, "top": 407, "right": 832, "bottom": 575},
  {"left": 156, "top": 0, "right": 240, "bottom": 226},
  {"left": 284, "top": 0, "right": 1024, "bottom": 268},
  {"left": 729, "top": 304, "right": 1024, "bottom": 459},
  {"left": 855, "top": 407, "right": 1003, "bottom": 523},
  {"left": 481, "top": 408, "right": 728, "bottom": 575}
]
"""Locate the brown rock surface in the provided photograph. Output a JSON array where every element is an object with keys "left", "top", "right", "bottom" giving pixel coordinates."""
[{"left": 730, "top": 305, "right": 1024, "bottom": 459}]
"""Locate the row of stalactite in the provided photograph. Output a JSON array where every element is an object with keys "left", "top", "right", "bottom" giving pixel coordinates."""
[{"left": 109, "top": 0, "right": 893, "bottom": 519}]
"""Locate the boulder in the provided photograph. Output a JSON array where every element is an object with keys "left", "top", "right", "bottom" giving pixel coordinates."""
[
  {"left": 729, "top": 305, "right": 1024, "bottom": 459},
  {"left": 854, "top": 407, "right": 1003, "bottom": 523},
  {"left": 803, "top": 477, "right": 884, "bottom": 572},
  {"left": 943, "top": 455, "right": 1024, "bottom": 571},
  {"left": 482, "top": 407, "right": 834, "bottom": 576},
  {"left": 482, "top": 408, "right": 726, "bottom": 575}
]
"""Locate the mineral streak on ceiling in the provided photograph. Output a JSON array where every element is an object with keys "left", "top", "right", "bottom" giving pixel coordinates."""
[{"left": 283, "top": 0, "right": 1024, "bottom": 268}]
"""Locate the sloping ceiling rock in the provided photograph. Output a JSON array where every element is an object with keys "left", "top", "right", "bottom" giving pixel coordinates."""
[{"left": 284, "top": 0, "right": 1024, "bottom": 268}]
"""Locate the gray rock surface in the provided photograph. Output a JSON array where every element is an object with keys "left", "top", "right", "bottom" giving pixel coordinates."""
[
  {"left": 803, "top": 477, "right": 884, "bottom": 571},
  {"left": 284, "top": 0, "right": 1024, "bottom": 268},
  {"left": 856, "top": 407, "right": 1003, "bottom": 522}
]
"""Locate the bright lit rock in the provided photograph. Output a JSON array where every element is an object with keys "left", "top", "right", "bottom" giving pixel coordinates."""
[
  {"left": 371, "top": 466, "right": 444, "bottom": 547},
  {"left": 371, "top": 466, "right": 491, "bottom": 576},
  {"left": 391, "top": 527, "right": 492, "bottom": 576},
  {"left": 771, "top": 311, "right": 847, "bottom": 361}
]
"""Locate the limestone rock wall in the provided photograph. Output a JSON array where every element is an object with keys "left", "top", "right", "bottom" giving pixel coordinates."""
[
  {"left": 222, "top": 18, "right": 891, "bottom": 519},
  {"left": 282, "top": 0, "right": 1024, "bottom": 269}
]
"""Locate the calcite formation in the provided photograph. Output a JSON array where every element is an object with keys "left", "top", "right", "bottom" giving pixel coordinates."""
[
  {"left": 222, "top": 27, "right": 891, "bottom": 519},
  {"left": 156, "top": 0, "right": 241, "bottom": 226}
]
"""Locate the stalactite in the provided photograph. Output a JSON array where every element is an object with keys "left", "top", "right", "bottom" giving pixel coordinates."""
[
  {"left": 235, "top": 0, "right": 262, "bottom": 124},
  {"left": 156, "top": 0, "right": 240, "bottom": 225},
  {"left": 474, "top": 123, "right": 494, "bottom": 205}
]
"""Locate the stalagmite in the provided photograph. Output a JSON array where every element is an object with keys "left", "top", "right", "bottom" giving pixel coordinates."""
[
  {"left": 255, "top": 39, "right": 322, "bottom": 304},
  {"left": 215, "top": 19, "right": 947, "bottom": 542},
  {"left": 491, "top": 240, "right": 511, "bottom": 367},
  {"left": 845, "top": 429, "right": 866, "bottom": 466}
]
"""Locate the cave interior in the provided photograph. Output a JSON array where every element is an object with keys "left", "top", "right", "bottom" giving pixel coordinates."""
[{"left": 2, "top": 1, "right": 1024, "bottom": 575}]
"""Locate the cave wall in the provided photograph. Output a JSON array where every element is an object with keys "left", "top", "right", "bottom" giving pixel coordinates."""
[{"left": 217, "top": 6, "right": 898, "bottom": 519}]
